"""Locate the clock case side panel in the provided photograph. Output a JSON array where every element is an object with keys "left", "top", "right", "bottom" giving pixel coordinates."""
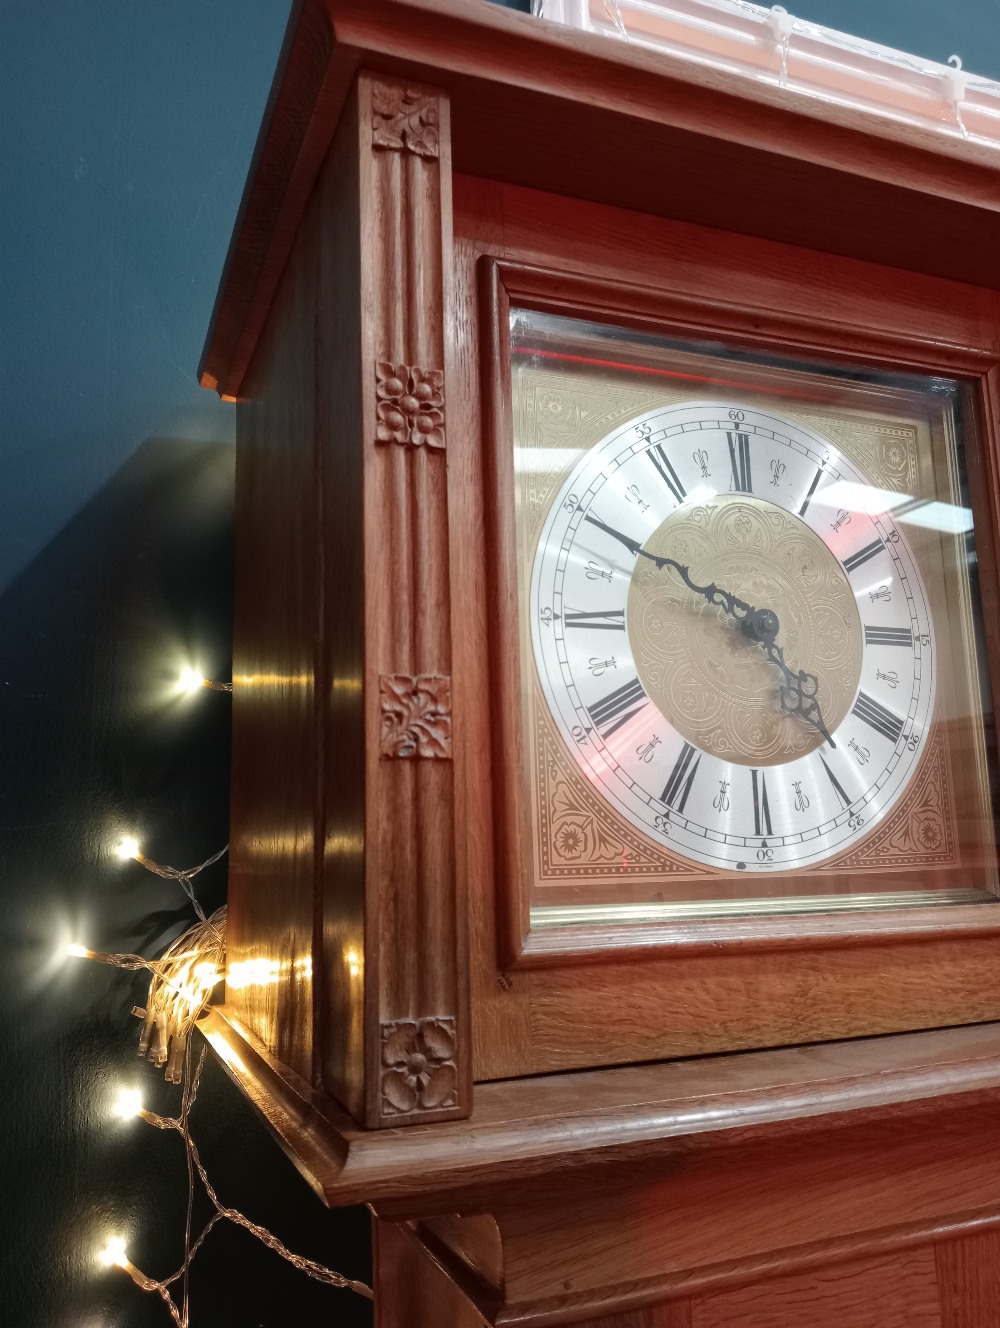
[
  {"left": 227, "top": 87, "right": 371, "bottom": 1115},
  {"left": 228, "top": 183, "right": 325, "bottom": 1088},
  {"left": 467, "top": 179, "right": 1000, "bottom": 1077},
  {"left": 313, "top": 86, "right": 367, "bottom": 1123},
  {"left": 228, "top": 75, "right": 472, "bottom": 1131}
]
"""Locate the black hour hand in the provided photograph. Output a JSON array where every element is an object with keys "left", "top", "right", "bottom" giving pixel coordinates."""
[{"left": 763, "top": 641, "right": 836, "bottom": 749}]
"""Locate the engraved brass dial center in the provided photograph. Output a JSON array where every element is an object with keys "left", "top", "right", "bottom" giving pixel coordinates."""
[{"left": 626, "top": 495, "right": 863, "bottom": 766}]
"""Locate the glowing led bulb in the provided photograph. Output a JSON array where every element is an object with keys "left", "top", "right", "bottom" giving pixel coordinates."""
[
  {"left": 112, "top": 1087, "right": 144, "bottom": 1119},
  {"left": 178, "top": 667, "right": 206, "bottom": 694},
  {"left": 97, "top": 1235, "right": 129, "bottom": 1268},
  {"left": 113, "top": 836, "right": 141, "bottom": 862}
]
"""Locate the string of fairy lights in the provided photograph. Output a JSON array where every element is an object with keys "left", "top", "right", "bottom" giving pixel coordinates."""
[{"left": 66, "top": 668, "right": 372, "bottom": 1324}]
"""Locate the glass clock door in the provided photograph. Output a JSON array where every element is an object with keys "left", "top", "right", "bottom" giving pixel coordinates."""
[{"left": 508, "top": 308, "right": 999, "bottom": 928}]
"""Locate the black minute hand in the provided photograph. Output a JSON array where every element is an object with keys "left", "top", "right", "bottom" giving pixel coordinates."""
[
  {"left": 584, "top": 513, "right": 836, "bottom": 748},
  {"left": 584, "top": 513, "right": 643, "bottom": 557}
]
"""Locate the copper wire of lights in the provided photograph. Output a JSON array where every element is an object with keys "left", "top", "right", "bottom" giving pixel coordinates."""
[
  {"left": 72, "top": 881, "right": 373, "bottom": 1322},
  {"left": 95, "top": 1035, "right": 374, "bottom": 1326},
  {"left": 69, "top": 669, "right": 372, "bottom": 1321}
]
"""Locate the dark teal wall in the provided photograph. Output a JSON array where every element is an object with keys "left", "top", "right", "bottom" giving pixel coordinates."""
[
  {"left": 778, "top": 0, "right": 1000, "bottom": 68},
  {"left": 0, "top": 4, "right": 370, "bottom": 1325},
  {"left": 4, "top": 2, "right": 1000, "bottom": 1325}
]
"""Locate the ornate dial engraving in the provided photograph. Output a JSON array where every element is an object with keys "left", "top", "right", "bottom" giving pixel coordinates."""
[
  {"left": 528, "top": 401, "right": 936, "bottom": 873},
  {"left": 628, "top": 495, "right": 862, "bottom": 766}
]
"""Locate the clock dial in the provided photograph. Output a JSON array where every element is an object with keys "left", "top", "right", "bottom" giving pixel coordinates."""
[{"left": 529, "top": 402, "right": 935, "bottom": 872}]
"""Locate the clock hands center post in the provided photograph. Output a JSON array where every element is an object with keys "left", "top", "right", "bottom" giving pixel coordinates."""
[{"left": 584, "top": 512, "right": 836, "bottom": 747}]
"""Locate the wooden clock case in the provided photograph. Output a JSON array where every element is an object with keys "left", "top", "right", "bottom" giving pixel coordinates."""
[{"left": 200, "top": 2, "right": 1000, "bottom": 1323}]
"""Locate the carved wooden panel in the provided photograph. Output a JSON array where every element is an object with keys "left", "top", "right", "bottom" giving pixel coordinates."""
[{"left": 357, "top": 71, "right": 467, "bottom": 1127}]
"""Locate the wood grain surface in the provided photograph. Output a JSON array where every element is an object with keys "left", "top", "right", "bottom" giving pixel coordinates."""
[
  {"left": 375, "top": 1219, "right": 489, "bottom": 1328},
  {"left": 355, "top": 70, "right": 468, "bottom": 1127},
  {"left": 690, "top": 1251, "right": 941, "bottom": 1328},
  {"left": 312, "top": 87, "right": 367, "bottom": 1120},
  {"left": 227, "top": 139, "right": 325, "bottom": 1087},
  {"left": 227, "top": 73, "right": 468, "bottom": 1128},
  {"left": 936, "top": 1230, "right": 1000, "bottom": 1328},
  {"left": 202, "top": 0, "right": 1000, "bottom": 398},
  {"left": 373, "top": 1218, "right": 1000, "bottom": 1327},
  {"left": 203, "top": 1010, "right": 1000, "bottom": 1213},
  {"left": 205, "top": 1015, "right": 1000, "bottom": 1325}
]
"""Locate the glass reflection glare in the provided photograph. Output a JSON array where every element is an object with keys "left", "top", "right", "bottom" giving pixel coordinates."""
[
  {"left": 812, "top": 480, "right": 974, "bottom": 534},
  {"left": 899, "top": 501, "right": 975, "bottom": 534},
  {"left": 226, "top": 957, "right": 280, "bottom": 990},
  {"left": 813, "top": 480, "right": 907, "bottom": 516}
]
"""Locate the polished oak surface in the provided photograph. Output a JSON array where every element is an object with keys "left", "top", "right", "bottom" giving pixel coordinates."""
[
  {"left": 377, "top": 1225, "right": 1000, "bottom": 1328},
  {"left": 203, "top": 1009, "right": 1000, "bottom": 1213},
  {"left": 204, "top": 1010, "right": 1000, "bottom": 1325}
]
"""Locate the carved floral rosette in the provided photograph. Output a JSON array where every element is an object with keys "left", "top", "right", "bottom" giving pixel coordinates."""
[
  {"left": 380, "top": 1017, "right": 458, "bottom": 1116},
  {"left": 379, "top": 673, "right": 452, "bottom": 759},
  {"left": 372, "top": 83, "right": 440, "bottom": 157},
  {"left": 375, "top": 362, "right": 446, "bottom": 450}
]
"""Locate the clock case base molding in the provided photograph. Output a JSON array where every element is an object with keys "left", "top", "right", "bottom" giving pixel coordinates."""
[{"left": 204, "top": 1007, "right": 1000, "bottom": 1327}]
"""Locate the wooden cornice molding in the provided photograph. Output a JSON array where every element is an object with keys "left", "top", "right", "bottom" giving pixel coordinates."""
[{"left": 199, "top": 0, "right": 1000, "bottom": 401}]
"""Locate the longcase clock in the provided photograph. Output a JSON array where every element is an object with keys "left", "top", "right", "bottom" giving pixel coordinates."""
[{"left": 198, "top": 2, "right": 1000, "bottom": 1325}]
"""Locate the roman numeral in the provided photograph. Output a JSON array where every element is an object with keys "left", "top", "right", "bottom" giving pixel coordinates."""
[
  {"left": 852, "top": 690, "right": 904, "bottom": 743},
  {"left": 564, "top": 608, "right": 625, "bottom": 631},
  {"left": 799, "top": 467, "right": 824, "bottom": 517},
  {"left": 727, "top": 431, "right": 752, "bottom": 491},
  {"left": 843, "top": 539, "right": 883, "bottom": 574},
  {"left": 587, "top": 676, "right": 647, "bottom": 739},
  {"left": 647, "top": 443, "right": 686, "bottom": 503},
  {"left": 864, "top": 625, "right": 913, "bottom": 648},
  {"left": 751, "top": 768, "right": 772, "bottom": 836},
  {"left": 661, "top": 742, "right": 700, "bottom": 814},
  {"left": 819, "top": 753, "right": 852, "bottom": 808}
]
